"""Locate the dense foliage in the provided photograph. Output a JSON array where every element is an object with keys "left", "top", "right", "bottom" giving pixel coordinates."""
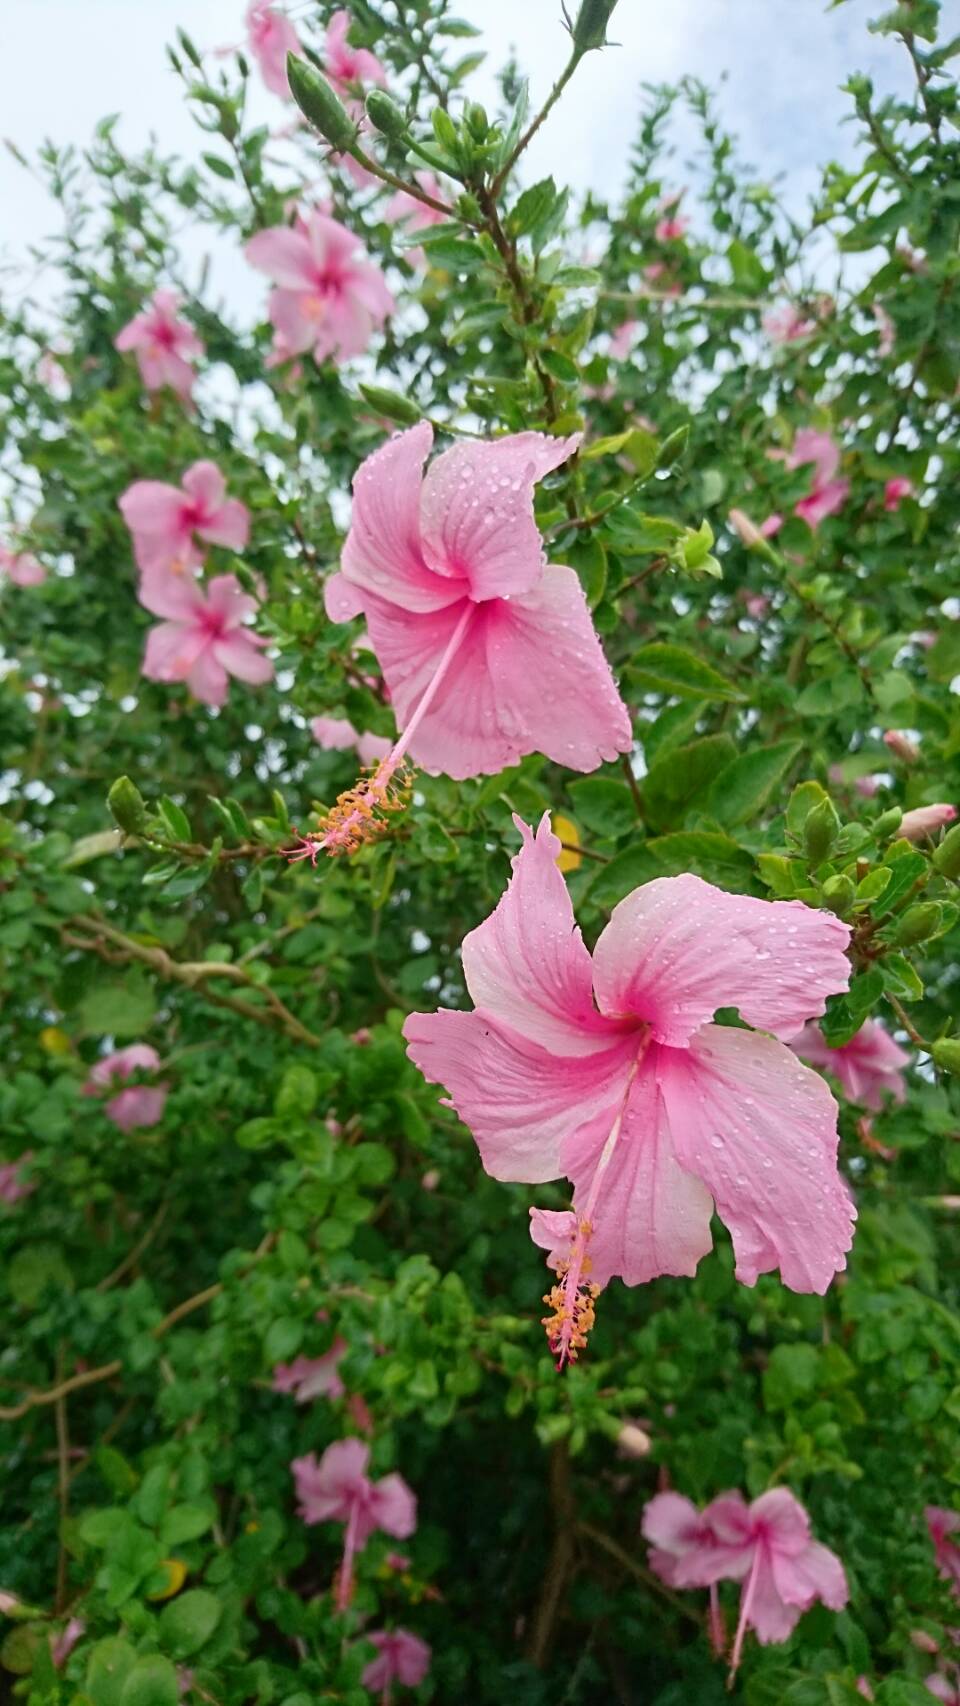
[{"left": 2, "top": 1, "right": 960, "bottom": 1701}]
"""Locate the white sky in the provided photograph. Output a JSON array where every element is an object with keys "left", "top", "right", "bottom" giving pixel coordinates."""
[{"left": 0, "top": 0, "right": 918, "bottom": 317}]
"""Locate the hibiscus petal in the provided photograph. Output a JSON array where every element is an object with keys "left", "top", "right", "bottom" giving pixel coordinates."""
[
  {"left": 212, "top": 633, "right": 274, "bottom": 685},
  {"left": 205, "top": 574, "right": 258, "bottom": 627},
  {"left": 245, "top": 227, "right": 319, "bottom": 291},
  {"left": 592, "top": 873, "right": 851, "bottom": 1046},
  {"left": 661, "top": 1024, "right": 855, "bottom": 1293},
  {"left": 266, "top": 288, "right": 320, "bottom": 356},
  {"left": 476, "top": 565, "right": 632, "bottom": 769},
  {"left": 559, "top": 1048, "right": 715, "bottom": 1288},
  {"left": 402, "top": 1008, "right": 635, "bottom": 1185},
  {"left": 312, "top": 292, "right": 375, "bottom": 365},
  {"left": 771, "top": 1540, "right": 848, "bottom": 1613},
  {"left": 324, "top": 571, "right": 366, "bottom": 622},
  {"left": 744, "top": 1555, "right": 800, "bottom": 1644},
  {"left": 181, "top": 460, "right": 226, "bottom": 511},
  {"left": 460, "top": 813, "right": 616, "bottom": 1054},
  {"left": 187, "top": 646, "right": 229, "bottom": 708},
  {"left": 138, "top": 568, "right": 205, "bottom": 621},
  {"left": 143, "top": 621, "right": 208, "bottom": 682},
  {"left": 419, "top": 431, "right": 580, "bottom": 600},
  {"left": 341, "top": 423, "right": 465, "bottom": 614},
  {"left": 368, "top": 1473, "right": 417, "bottom": 1540}
]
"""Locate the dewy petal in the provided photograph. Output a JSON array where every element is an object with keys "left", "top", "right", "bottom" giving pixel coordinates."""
[
  {"left": 592, "top": 874, "right": 851, "bottom": 1046},
  {"left": 560, "top": 1048, "right": 715, "bottom": 1288},
  {"left": 324, "top": 570, "right": 366, "bottom": 622},
  {"left": 402, "top": 1008, "right": 636, "bottom": 1185},
  {"left": 245, "top": 226, "right": 319, "bottom": 290},
  {"left": 661, "top": 1024, "right": 856, "bottom": 1293},
  {"left": 418, "top": 431, "right": 581, "bottom": 600},
  {"left": 341, "top": 423, "right": 466, "bottom": 614},
  {"left": 478, "top": 566, "right": 632, "bottom": 770},
  {"left": 461, "top": 813, "right": 616, "bottom": 1055}
]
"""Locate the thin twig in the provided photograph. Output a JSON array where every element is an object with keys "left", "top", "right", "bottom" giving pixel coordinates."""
[
  {"left": 492, "top": 50, "right": 581, "bottom": 196},
  {"left": 54, "top": 1348, "right": 70, "bottom": 1613},
  {"left": 578, "top": 1522, "right": 704, "bottom": 1626}
]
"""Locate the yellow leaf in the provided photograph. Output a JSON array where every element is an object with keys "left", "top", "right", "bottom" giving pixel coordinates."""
[
  {"left": 146, "top": 1559, "right": 187, "bottom": 1601},
  {"left": 553, "top": 815, "right": 582, "bottom": 873},
  {"left": 39, "top": 1027, "right": 72, "bottom": 1056}
]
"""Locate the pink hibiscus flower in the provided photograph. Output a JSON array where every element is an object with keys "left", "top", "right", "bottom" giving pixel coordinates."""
[
  {"left": 324, "top": 9, "right": 387, "bottom": 91},
  {"left": 900, "top": 804, "right": 957, "bottom": 841},
  {"left": 273, "top": 1339, "right": 347, "bottom": 1402},
  {"left": 763, "top": 304, "right": 817, "bottom": 344},
  {"left": 326, "top": 421, "right": 627, "bottom": 771},
  {"left": 361, "top": 1629, "right": 431, "bottom": 1697},
  {"left": 785, "top": 428, "right": 849, "bottom": 530},
  {"left": 645, "top": 1488, "right": 847, "bottom": 1676},
  {"left": 791, "top": 1020, "right": 909, "bottom": 1111},
  {"left": 927, "top": 1506, "right": 960, "bottom": 1595},
  {"left": 0, "top": 1152, "right": 36, "bottom": 1205},
  {"left": 884, "top": 476, "right": 914, "bottom": 512},
  {"left": 404, "top": 814, "right": 855, "bottom": 1366},
  {"left": 927, "top": 1674, "right": 960, "bottom": 1704},
  {"left": 82, "top": 1044, "right": 168, "bottom": 1132},
  {"left": 246, "top": 210, "right": 394, "bottom": 368},
  {"left": 291, "top": 1438, "right": 416, "bottom": 1610},
  {"left": 311, "top": 715, "right": 390, "bottom": 767},
  {"left": 119, "top": 461, "right": 249, "bottom": 577},
  {"left": 0, "top": 545, "right": 46, "bottom": 587},
  {"left": 139, "top": 573, "right": 273, "bottom": 709},
  {"left": 115, "top": 290, "right": 204, "bottom": 403},
  {"left": 245, "top": 1, "right": 302, "bottom": 98}
]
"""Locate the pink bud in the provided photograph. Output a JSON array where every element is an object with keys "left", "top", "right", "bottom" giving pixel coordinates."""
[
  {"left": 910, "top": 1630, "right": 940, "bottom": 1654},
  {"left": 884, "top": 476, "right": 914, "bottom": 512},
  {"left": 900, "top": 804, "right": 957, "bottom": 841},
  {"left": 421, "top": 1169, "right": 440, "bottom": 1192},
  {"left": 883, "top": 730, "right": 920, "bottom": 764},
  {"left": 616, "top": 1423, "right": 651, "bottom": 1458},
  {"left": 728, "top": 508, "right": 765, "bottom": 548}
]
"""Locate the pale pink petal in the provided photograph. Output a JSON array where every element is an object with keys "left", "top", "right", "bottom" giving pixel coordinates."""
[
  {"left": 204, "top": 574, "right": 257, "bottom": 627},
  {"left": 106, "top": 1085, "right": 168, "bottom": 1131},
  {"left": 744, "top": 1553, "right": 800, "bottom": 1644},
  {"left": 212, "top": 632, "right": 274, "bottom": 685},
  {"left": 418, "top": 432, "right": 581, "bottom": 600},
  {"left": 460, "top": 813, "right": 616, "bottom": 1054},
  {"left": 186, "top": 646, "right": 230, "bottom": 708},
  {"left": 267, "top": 288, "right": 322, "bottom": 356},
  {"left": 245, "top": 227, "right": 319, "bottom": 291},
  {"left": 560, "top": 1052, "right": 715, "bottom": 1288},
  {"left": 138, "top": 569, "right": 205, "bottom": 622},
  {"left": 796, "top": 478, "right": 849, "bottom": 529},
  {"left": 341, "top": 423, "right": 464, "bottom": 614},
  {"left": 355, "top": 730, "right": 391, "bottom": 765},
  {"left": 119, "top": 481, "right": 189, "bottom": 572},
  {"left": 312, "top": 715, "right": 359, "bottom": 749},
  {"left": 198, "top": 496, "right": 249, "bottom": 551},
  {"left": 642, "top": 1492, "right": 712, "bottom": 1587},
  {"left": 529, "top": 1206, "right": 579, "bottom": 1269},
  {"left": 143, "top": 621, "right": 209, "bottom": 683},
  {"left": 751, "top": 1488, "right": 811, "bottom": 1554},
  {"left": 368, "top": 1472, "right": 417, "bottom": 1539},
  {"left": 324, "top": 571, "right": 366, "bottom": 622},
  {"left": 787, "top": 429, "right": 840, "bottom": 486},
  {"left": 402, "top": 1008, "right": 636, "bottom": 1185},
  {"left": 772, "top": 1539, "right": 848, "bottom": 1613},
  {"left": 347, "top": 260, "right": 396, "bottom": 321},
  {"left": 6, "top": 552, "right": 47, "bottom": 586},
  {"left": 592, "top": 875, "right": 851, "bottom": 1047},
  {"left": 313, "top": 292, "right": 375, "bottom": 365},
  {"left": 792, "top": 1020, "right": 909, "bottom": 1110},
  {"left": 182, "top": 460, "right": 226, "bottom": 512},
  {"left": 661, "top": 1024, "right": 856, "bottom": 1293}
]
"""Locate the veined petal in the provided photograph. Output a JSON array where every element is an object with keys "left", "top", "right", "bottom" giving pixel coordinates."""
[
  {"left": 661, "top": 1024, "right": 855, "bottom": 1293},
  {"left": 461, "top": 813, "right": 616, "bottom": 1054},
  {"left": 770, "top": 1540, "right": 848, "bottom": 1614},
  {"left": 559, "top": 1047, "right": 715, "bottom": 1288},
  {"left": 419, "top": 431, "right": 581, "bottom": 600},
  {"left": 342, "top": 423, "right": 465, "bottom": 613},
  {"left": 592, "top": 874, "right": 851, "bottom": 1046},
  {"left": 402, "top": 1008, "right": 636, "bottom": 1185}
]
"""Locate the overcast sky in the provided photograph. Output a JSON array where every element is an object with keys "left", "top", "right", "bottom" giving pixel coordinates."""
[{"left": 1, "top": 1, "right": 914, "bottom": 315}]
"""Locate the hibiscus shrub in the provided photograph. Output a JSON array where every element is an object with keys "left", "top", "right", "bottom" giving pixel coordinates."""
[{"left": 2, "top": 0, "right": 960, "bottom": 1701}]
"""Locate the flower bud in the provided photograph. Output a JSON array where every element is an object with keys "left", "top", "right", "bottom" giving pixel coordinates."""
[
  {"left": 932, "top": 1037, "right": 960, "bottom": 1076},
  {"left": 616, "top": 1422, "right": 651, "bottom": 1458},
  {"left": 900, "top": 803, "right": 957, "bottom": 842},
  {"left": 872, "top": 806, "right": 903, "bottom": 840},
  {"left": 571, "top": 0, "right": 622, "bottom": 53},
  {"left": 822, "top": 873, "right": 856, "bottom": 918},
  {"left": 893, "top": 902, "right": 941, "bottom": 945},
  {"left": 932, "top": 822, "right": 960, "bottom": 879},
  {"left": 107, "top": 774, "right": 149, "bottom": 834},
  {"left": 728, "top": 508, "right": 765, "bottom": 548},
  {"left": 358, "top": 383, "right": 422, "bottom": 424},
  {"left": 287, "top": 55, "right": 357, "bottom": 152},
  {"left": 365, "top": 90, "right": 409, "bottom": 143},
  {"left": 465, "top": 102, "right": 489, "bottom": 142},
  {"left": 883, "top": 729, "right": 920, "bottom": 764},
  {"left": 804, "top": 796, "right": 840, "bottom": 863}
]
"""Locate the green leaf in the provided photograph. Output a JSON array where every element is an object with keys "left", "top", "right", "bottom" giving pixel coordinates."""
[
  {"left": 567, "top": 778, "right": 637, "bottom": 839},
  {"left": 157, "top": 797, "right": 192, "bottom": 841},
  {"left": 85, "top": 1638, "right": 137, "bottom": 1706},
  {"left": 727, "top": 237, "right": 771, "bottom": 291},
  {"left": 76, "top": 974, "right": 157, "bottom": 1039},
  {"left": 643, "top": 830, "right": 755, "bottom": 889},
  {"left": 264, "top": 1317, "right": 303, "bottom": 1364},
  {"left": 586, "top": 844, "right": 662, "bottom": 907},
  {"left": 158, "top": 1589, "right": 222, "bottom": 1658},
  {"left": 763, "top": 1342, "right": 820, "bottom": 1409},
  {"left": 160, "top": 1504, "right": 214, "bottom": 1546},
  {"left": 870, "top": 850, "right": 926, "bottom": 916},
  {"left": 642, "top": 735, "right": 738, "bottom": 831},
  {"left": 565, "top": 535, "right": 607, "bottom": 606},
  {"left": 706, "top": 741, "right": 802, "bottom": 827},
  {"left": 7, "top": 1242, "right": 74, "bottom": 1308},
  {"left": 120, "top": 1655, "right": 180, "bottom": 1706},
  {"left": 820, "top": 967, "right": 885, "bottom": 1046},
  {"left": 627, "top": 644, "right": 743, "bottom": 703}
]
